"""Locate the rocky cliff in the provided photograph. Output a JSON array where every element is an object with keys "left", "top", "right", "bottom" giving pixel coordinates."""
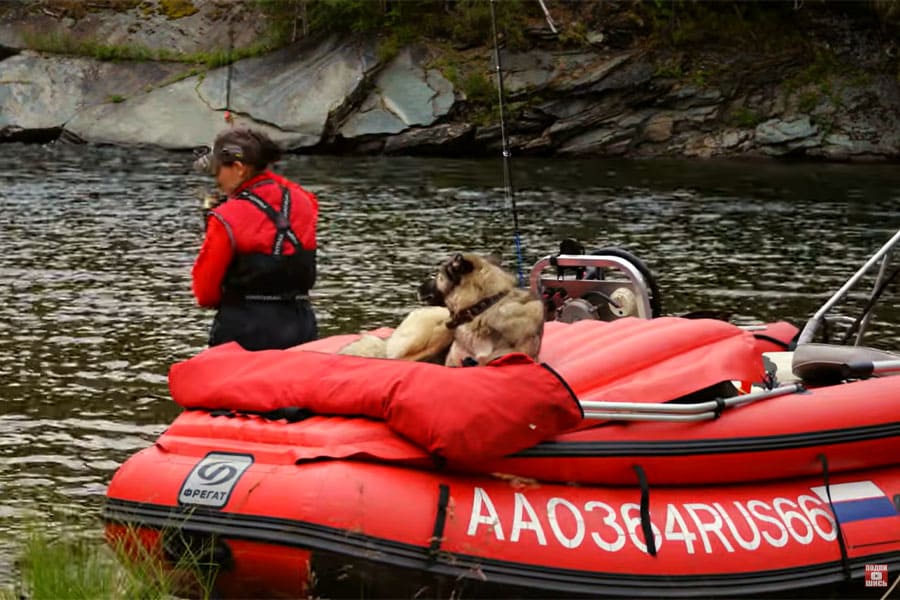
[{"left": 1, "top": 0, "right": 898, "bottom": 161}]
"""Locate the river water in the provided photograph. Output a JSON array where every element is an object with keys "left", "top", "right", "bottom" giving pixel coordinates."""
[{"left": 1, "top": 142, "right": 899, "bottom": 584}]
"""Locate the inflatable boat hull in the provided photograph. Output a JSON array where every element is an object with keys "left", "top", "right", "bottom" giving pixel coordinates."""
[{"left": 105, "top": 446, "right": 900, "bottom": 598}]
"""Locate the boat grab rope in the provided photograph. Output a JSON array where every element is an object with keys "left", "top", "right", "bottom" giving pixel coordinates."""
[
  {"left": 632, "top": 465, "right": 658, "bottom": 557},
  {"left": 818, "top": 453, "right": 851, "bottom": 582},
  {"left": 427, "top": 483, "right": 451, "bottom": 564}
]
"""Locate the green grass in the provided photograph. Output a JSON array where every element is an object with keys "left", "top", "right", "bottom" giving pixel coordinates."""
[
  {"left": 21, "top": 31, "right": 277, "bottom": 67},
  {"left": 0, "top": 524, "right": 219, "bottom": 600}
]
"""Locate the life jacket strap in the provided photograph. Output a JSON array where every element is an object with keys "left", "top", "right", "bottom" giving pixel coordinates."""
[{"left": 235, "top": 183, "right": 302, "bottom": 256}]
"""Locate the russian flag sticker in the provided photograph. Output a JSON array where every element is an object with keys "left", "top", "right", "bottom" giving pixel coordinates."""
[{"left": 811, "top": 481, "right": 898, "bottom": 524}]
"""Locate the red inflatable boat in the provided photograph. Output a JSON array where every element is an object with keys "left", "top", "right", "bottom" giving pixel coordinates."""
[{"left": 104, "top": 237, "right": 900, "bottom": 598}]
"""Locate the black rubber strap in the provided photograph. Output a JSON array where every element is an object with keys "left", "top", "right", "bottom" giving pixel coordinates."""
[
  {"left": 428, "top": 484, "right": 451, "bottom": 563},
  {"left": 633, "top": 465, "right": 657, "bottom": 557},
  {"left": 273, "top": 186, "right": 294, "bottom": 255},
  {"left": 818, "top": 453, "right": 851, "bottom": 581},
  {"left": 713, "top": 397, "right": 726, "bottom": 419},
  {"left": 752, "top": 333, "right": 791, "bottom": 350}
]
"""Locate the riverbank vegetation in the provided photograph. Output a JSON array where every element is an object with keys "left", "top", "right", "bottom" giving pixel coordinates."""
[
  {"left": 0, "top": 525, "right": 217, "bottom": 600},
  {"left": 15, "top": 0, "right": 899, "bottom": 94},
  {"left": 18, "top": 1, "right": 898, "bottom": 61}
]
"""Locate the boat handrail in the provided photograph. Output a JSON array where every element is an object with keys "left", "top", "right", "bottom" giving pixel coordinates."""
[
  {"left": 581, "top": 383, "right": 802, "bottom": 422},
  {"left": 530, "top": 254, "right": 654, "bottom": 319},
  {"left": 797, "top": 228, "right": 900, "bottom": 345}
]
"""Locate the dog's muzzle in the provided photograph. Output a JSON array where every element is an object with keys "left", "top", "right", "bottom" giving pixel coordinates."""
[{"left": 418, "top": 277, "right": 445, "bottom": 306}]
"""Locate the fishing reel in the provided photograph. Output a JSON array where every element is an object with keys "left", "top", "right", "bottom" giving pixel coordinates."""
[
  {"left": 193, "top": 145, "right": 215, "bottom": 176},
  {"left": 202, "top": 192, "right": 226, "bottom": 211},
  {"left": 191, "top": 146, "right": 227, "bottom": 230}
]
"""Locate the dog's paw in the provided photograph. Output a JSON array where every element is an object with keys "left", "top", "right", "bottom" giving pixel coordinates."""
[{"left": 386, "top": 306, "right": 453, "bottom": 360}]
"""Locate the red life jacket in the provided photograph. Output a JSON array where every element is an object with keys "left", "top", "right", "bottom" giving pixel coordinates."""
[{"left": 212, "top": 173, "right": 318, "bottom": 301}]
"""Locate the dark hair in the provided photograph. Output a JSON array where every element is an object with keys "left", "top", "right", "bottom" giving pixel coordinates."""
[{"left": 211, "top": 127, "right": 282, "bottom": 172}]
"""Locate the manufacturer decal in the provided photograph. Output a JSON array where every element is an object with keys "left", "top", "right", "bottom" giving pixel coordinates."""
[{"left": 178, "top": 452, "right": 253, "bottom": 508}]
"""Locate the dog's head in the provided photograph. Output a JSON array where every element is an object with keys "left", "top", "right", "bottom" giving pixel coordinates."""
[
  {"left": 417, "top": 252, "right": 507, "bottom": 308},
  {"left": 418, "top": 253, "right": 472, "bottom": 306}
]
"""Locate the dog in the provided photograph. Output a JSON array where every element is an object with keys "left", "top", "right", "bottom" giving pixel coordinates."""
[
  {"left": 338, "top": 306, "right": 454, "bottom": 363},
  {"left": 339, "top": 252, "right": 544, "bottom": 366},
  {"left": 418, "top": 252, "right": 544, "bottom": 366}
]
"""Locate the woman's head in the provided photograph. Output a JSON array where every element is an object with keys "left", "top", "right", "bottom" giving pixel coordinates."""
[{"left": 208, "top": 128, "right": 282, "bottom": 194}]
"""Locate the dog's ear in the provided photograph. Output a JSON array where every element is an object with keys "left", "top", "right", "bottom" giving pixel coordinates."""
[
  {"left": 447, "top": 253, "right": 475, "bottom": 280},
  {"left": 485, "top": 252, "right": 503, "bottom": 267},
  {"left": 559, "top": 238, "right": 585, "bottom": 255}
]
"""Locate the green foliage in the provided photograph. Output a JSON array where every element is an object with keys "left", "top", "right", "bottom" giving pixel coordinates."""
[
  {"left": 654, "top": 58, "right": 683, "bottom": 78},
  {"left": 462, "top": 70, "right": 495, "bottom": 106},
  {"left": 447, "top": 0, "right": 528, "bottom": 50},
  {"left": 258, "top": 0, "right": 531, "bottom": 51},
  {"left": 1, "top": 524, "right": 220, "bottom": 600},
  {"left": 728, "top": 106, "right": 764, "bottom": 128},
  {"left": 11, "top": 531, "right": 119, "bottom": 600},
  {"left": 797, "top": 89, "right": 820, "bottom": 113},
  {"left": 20, "top": 30, "right": 275, "bottom": 67},
  {"left": 21, "top": 31, "right": 157, "bottom": 61},
  {"left": 794, "top": 48, "right": 841, "bottom": 87},
  {"left": 439, "top": 63, "right": 460, "bottom": 88},
  {"left": 377, "top": 34, "right": 401, "bottom": 64},
  {"left": 641, "top": 1, "right": 804, "bottom": 52},
  {"left": 307, "top": 0, "right": 387, "bottom": 34},
  {"left": 558, "top": 21, "right": 589, "bottom": 48},
  {"left": 783, "top": 48, "right": 843, "bottom": 110},
  {"left": 109, "top": 94, "right": 126, "bottom": 103}
]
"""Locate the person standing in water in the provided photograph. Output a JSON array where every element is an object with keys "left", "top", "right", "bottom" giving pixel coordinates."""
[{"left": 192, "top": 127, "right": 319, "bottom": 350}]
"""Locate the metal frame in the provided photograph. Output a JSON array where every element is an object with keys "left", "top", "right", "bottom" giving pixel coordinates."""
[
  {"left": 529, "top": 254, "right": 654, "bottom": 319},
  {"left": 797, "top": 228, "right": 900, "bottom": 345},
  {"left": 580, "top": 383, "right": 803, "bottom": 422}
]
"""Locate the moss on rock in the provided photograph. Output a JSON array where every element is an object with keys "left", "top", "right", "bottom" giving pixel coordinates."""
[{"left": 158, "top": 0, "right": 198, "bottom": 20}]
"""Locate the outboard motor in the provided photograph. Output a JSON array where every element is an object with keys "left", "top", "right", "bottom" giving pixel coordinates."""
[{"left": 533, "top": 240, "right": 662, "bottom": 323}]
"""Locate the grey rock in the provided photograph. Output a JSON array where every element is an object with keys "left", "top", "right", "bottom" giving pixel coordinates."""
[
  {"left": 558, "top": 126, "right": 633, "bottom": 155},
  {"left": 586, "top": 31, "right": 605, "bottom": 46},
  {"left": 384, "top": 123, "right": 474, "bottom": 154},
  {"left": 65, "top": 76, "right": 310, "bottom": 150},
  {"left": 755, "top": 116, "right": 818, "bottom": 145},
  {"left": 0, "top": 0, "right": 268, "bottom": 55},
  {"left": 0, "top": 51, "right": 185, "bottom": 131},
  {"left": 501, "top": 50, "right": 556, "bottom": 95},
  {"left": 643, "top": 114, "right": 673, "bottom": 142},
  {"left": 198, "top": 37, "right": 378, "bottom": 143},
  {"left": 340, "top": 46, "right": 455, "bottom": 139}
]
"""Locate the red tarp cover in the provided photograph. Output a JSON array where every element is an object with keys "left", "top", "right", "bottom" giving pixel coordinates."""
[
  {"left": 168, "top": 317, "right": 772, "bottom": 461},
  {"left": 169, "top": 349, "right": 582, "bottom": 462}
]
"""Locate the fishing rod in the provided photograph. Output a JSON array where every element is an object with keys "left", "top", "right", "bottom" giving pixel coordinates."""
[
  {"left": 224, "top": 23, "right": 235, "bottom": 125},
  {"left": 489, "top": 0, "right": 525, "bottom": 287},
  {"left": 195, "top": 26, "right": 237, "bottom": 219}
]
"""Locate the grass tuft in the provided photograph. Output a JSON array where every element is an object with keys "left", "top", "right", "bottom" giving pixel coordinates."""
[{"left": 0, "top": 522, "right": 219, "bottom": 600}]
